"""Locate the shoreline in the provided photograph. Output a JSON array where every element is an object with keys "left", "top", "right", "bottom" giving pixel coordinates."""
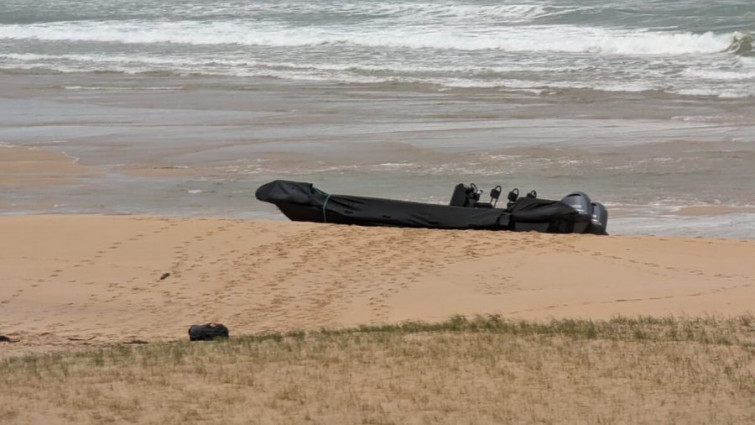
[
  {"left": 1, "top": 72, "right": 754, "bottom": 238},
  {"left": 0, "top": 143, "right": 755, "bottom": 229}
]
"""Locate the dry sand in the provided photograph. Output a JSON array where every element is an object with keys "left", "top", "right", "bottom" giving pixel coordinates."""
[{"left": 1, "top": 214, "right": 753, "bottom": 357}]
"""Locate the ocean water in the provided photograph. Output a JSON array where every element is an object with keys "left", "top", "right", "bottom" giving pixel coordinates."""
[
  {"left": 2, "top": 0, "right": 754, "bottom": 96},
  {"left": 1, "top": 0, "right": 754, "bottom": 237}
]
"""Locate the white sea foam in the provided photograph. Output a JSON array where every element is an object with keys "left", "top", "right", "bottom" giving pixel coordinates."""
[
  {"left": 682, "top": 68, "right": 755, "bottom": 81},
  {"left": 1, "top": 52, "right": 590, "bottom": 77},
  {"left": 611, "top": 213, "right": 755, "bottom": 238},
  {"left": 676, "top": 88, "right": 752, "bottom": 98},
  {"left": 0, "top": 21, "right": 735, "bottom": 56},
  {"left": 1, "top": 0, "right": 752, "bottom": 98}
]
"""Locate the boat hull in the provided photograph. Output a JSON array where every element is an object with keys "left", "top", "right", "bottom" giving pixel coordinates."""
[{"left": 256, "top": 180, "right": 607, "bottom": 235}]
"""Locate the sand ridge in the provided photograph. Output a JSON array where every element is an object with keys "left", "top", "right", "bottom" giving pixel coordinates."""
[{"left": 0, "top": 215, "right": 753, "bottom": 356}]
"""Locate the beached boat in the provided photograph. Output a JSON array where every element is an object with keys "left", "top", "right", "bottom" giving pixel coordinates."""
[{"left": 256, "top": 180, "right": 608, "bottom": 235}]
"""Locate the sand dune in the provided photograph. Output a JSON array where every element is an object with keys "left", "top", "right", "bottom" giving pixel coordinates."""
[{"left": 1, "top": 215, "right": 753, "bottom": 356}]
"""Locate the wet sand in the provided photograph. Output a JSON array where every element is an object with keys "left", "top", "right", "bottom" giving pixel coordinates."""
[
  {"left": 1, "top": 215, "right": 752, "bottom": 357},
  {"left": 1, "top": 72, "right": 754, "bottom": 237},
  {"left": 0, "top": 145, "right": 99, "bottom": 186}
]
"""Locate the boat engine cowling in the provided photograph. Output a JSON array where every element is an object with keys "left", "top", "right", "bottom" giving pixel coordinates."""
[
  {"left": 560, "top": 192, "right": 593, "bottom": 233},
  {"left": 589, "top": 202, "right": 608, "bottom": 235}
]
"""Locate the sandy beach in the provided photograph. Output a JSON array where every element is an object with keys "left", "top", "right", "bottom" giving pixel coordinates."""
[
  {"left": 3, "top": 3, "right": 755, "bottom": 422},
  {"left": 1, "top": 78, "right": 754, "bottom": 358},
  {"left": 2, "top": 214, "right": 752, "bottom": 357},
  {"left": 2, "top": 89, "right": 753, "bottom": 425}
]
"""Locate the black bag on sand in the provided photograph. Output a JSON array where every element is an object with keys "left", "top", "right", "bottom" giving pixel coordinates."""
[{"left": 188, "top": 323, "right": 229, "bottom": 341}]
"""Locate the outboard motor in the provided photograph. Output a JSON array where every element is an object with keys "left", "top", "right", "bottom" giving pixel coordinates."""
[
  {"left": 589, "top": 202, "right": 608, "bottom": 235},
  {"left": 560, "top": 192, "right": 593, "bottom": 233}
]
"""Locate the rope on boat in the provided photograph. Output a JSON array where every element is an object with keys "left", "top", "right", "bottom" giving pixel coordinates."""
[{"left": 322, "top": 193, "right": 332, "bottom": 223}]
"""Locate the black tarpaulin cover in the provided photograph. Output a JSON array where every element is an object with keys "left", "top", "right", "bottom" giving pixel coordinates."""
[{"left": 255, "top": 180, "right": 584, "bottom": 233}]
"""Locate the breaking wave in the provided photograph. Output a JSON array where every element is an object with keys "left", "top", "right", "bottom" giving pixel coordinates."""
[
  {"left": 0, "top": 21, "right": 741, "bottom": 56},
  {"left": 1, "top": 0, "right": 753, "bottom": 97},
  {"left": 723, "top": 32, "right": 753, "bottom": 55}
]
